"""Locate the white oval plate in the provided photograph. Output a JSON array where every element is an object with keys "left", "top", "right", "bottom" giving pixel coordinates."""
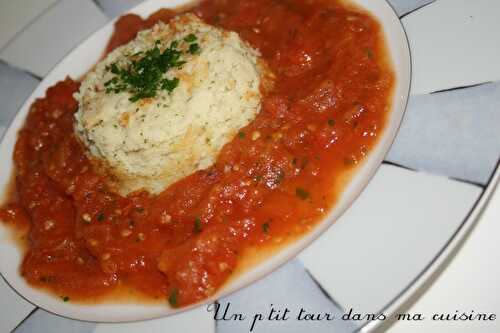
[{"left": 0, "top": 0, "right": 410, "bottom": 323}]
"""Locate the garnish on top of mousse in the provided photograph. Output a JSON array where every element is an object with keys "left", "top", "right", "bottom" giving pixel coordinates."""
[{"left": 104, "top": 33, "right": 201, "bottom": 102}]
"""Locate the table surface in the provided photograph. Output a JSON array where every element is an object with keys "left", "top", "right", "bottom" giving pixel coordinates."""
[{"left": 0, "top": 1, "right": 499, "bottom": 332}]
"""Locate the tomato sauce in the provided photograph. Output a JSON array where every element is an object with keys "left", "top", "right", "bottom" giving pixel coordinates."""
[{"left": 0, "top": 0, "right": 394, "bottom": 306}]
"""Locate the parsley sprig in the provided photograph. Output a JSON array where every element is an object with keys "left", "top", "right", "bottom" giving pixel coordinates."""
[{"left": 105, "top": 34, "right": 200, "bottom": 102}]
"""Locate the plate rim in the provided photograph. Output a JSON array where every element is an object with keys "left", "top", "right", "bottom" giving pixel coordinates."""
[{"left": 361, "top": 159, "right": 500, "bottom": 332}]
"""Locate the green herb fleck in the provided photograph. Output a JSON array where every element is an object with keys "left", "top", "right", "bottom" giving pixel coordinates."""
[
  {"left": 62, "top": 296, "right": 70, "bottom": 302},
  {"left": 295, "top": 187, "right": 310, "bottom": 200},
  {"left": 262, "top": 222, "right": 270, "bottom": 234},
  {"left": 97, "top": 212, "right": 105, "bottom": 222},
  {"left": 105, "top": 36, "right": 197, "bottom": 102},
  {"left": 184, "top": 33, "right": 197, "bottom": 43},
  {"left": 168, "top": 288, "right": 178, "bottom": 307},
  {"left": 275, "top": 169, "right": 285, "bottom": 185},
  {"left": 194, "top": 217, "right": 202, "bottom": 233},
  {"left": 188, "top": 43, "right": 201, "bottom": 55},
  {"left": 365, "top": 48, "right": 374, "bottom": 59},
  {"left": 328, "top": 119, "right": 335, "bottom": 127},
  {"left": 238, "top": 131, "right": 246, "bottom": 139},
  {"left": 161, "top": 77, "right": 180, "bottom": 93}
]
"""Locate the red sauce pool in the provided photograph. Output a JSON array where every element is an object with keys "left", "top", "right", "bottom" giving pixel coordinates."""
[{"left": 0, "top": 0, "right": 394, "bottom": 307}]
